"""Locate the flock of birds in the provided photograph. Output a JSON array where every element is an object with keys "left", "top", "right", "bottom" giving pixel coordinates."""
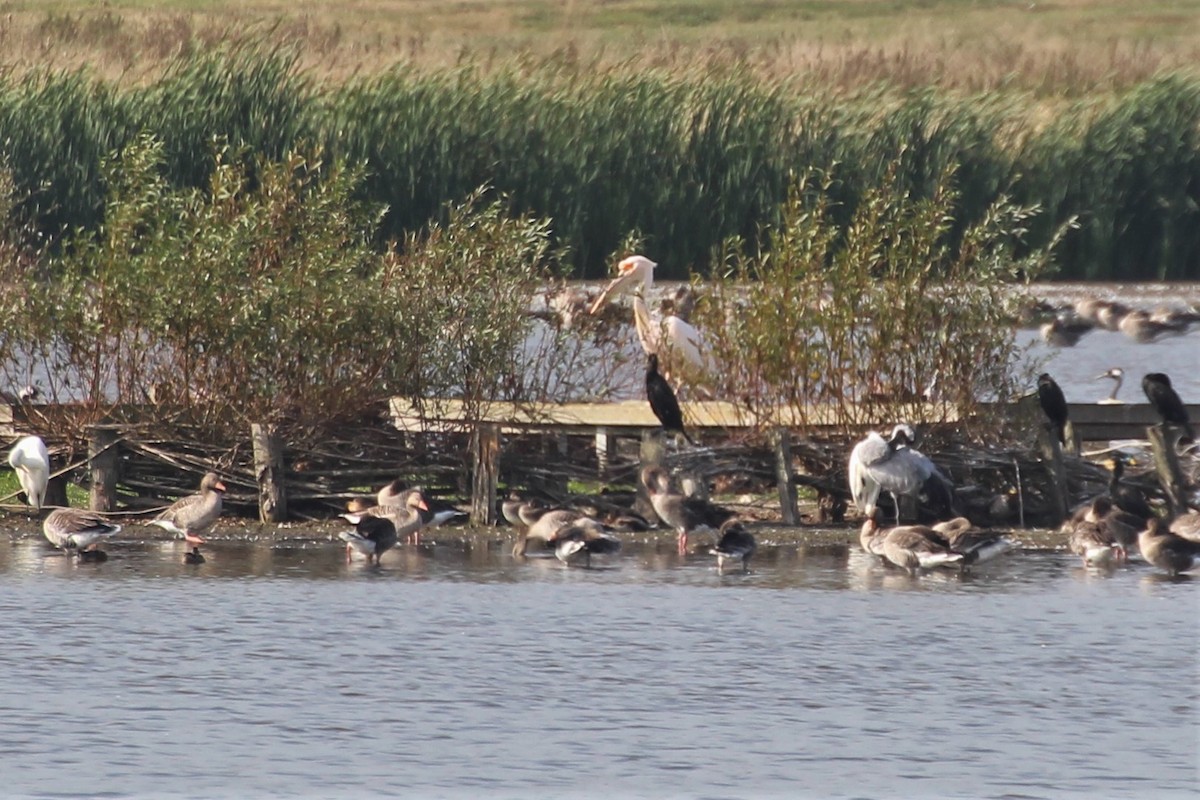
[
  {"left": 5, "top": 256, "right": 1199, "bottom": 578},
  {"left": 1037, "top": 296, "right": 1200, "bottom": 347}
]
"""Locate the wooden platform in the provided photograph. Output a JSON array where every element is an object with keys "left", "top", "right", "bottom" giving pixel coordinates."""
[{"left": 389, "top": 397, "right": 1196, "bottom": 442}]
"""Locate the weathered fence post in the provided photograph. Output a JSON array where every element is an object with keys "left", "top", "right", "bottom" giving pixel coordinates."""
[
  {"left": 1036, "top": 424, "right": 1068, "bottom": 524},
  {"left": 251, "top": 423, "right": 287, "bottom": 523},
  {"left": 471, "top": 423, "right": 501, "bottom": 526},
  {"left": 87, "top": 425, "right": 120, "bottom": 513},
  {"left": 594, "top": 427, "right": 614, "bottom": 479},
  {"left": 774, "top": 427, "right": 799, "bottom": 526},
  {"left": 1147, "top": 425, "right": 1187, "bottom": 517},
  {"left": 635, "top": 430, "right": 666, "bottom": 521}
]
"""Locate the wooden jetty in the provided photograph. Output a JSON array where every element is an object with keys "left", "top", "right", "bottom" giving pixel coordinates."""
[{"left": 2, "top": 398, "right": 1196, "bottom": 527}]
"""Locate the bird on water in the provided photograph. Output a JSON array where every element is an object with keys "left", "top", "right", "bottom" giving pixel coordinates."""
[
  {"left": 646, "top": 353, "right": 695, "bottom": 445},
  {"left": 1141, "top": 373, "right": 1194, "bottom": 443}
]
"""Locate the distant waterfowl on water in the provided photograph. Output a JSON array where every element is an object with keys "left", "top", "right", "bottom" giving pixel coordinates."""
[
  {"left": 848, "top": 424, "right": 956, "bottom": 524},
  {"left": 1138, "top": 517, "right": 1200, "bottom": 577},
  {"left": 42, "top": 507, "right": 121, "bottom": 557},
  {"left": 641, "top": 465, "right": 736, "bottom": 555},
  {"left": 1039, "top": 313, "right": 1094, "bottom": 347},
  {"left": 710, "top": 518, "right": 756, "bottom": 572},
  {"left": 339, "top": 515, "right": 399, "bottom": 565},
  {"left": 546, "top": 519, "right": 622, "bottom": 566},
  {"left": 1095, "top": 367, "right": 1124, "bottom": 404},
  {"left": 1036, "top": 373, "right": 1069, "bottom": 446},
  {"left": 1118, "top": 309, "right": 1184, "bottom": 343},
  {"left": 150, "top": 471, "right": 226, "bottom": 551},
  {"left": 645, "top": 353, "right": 695, "bottom": 445},
  {"left": 8, "top": 435, "right": 49, "bottom": 511},
  {"left": 1141, "top": 372, "right": 1194, "bottom": 443}
]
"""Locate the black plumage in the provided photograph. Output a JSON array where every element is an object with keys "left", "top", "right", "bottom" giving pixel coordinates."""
[
  {"left": 646, "top": 353, "right": 695, "bottom": 445},
  {"left": 1142, "top": 372, "right": 1194, "bottom": 442},
  {"left": 1036, "top": 372, "right": 1069, "bottom": 445}
]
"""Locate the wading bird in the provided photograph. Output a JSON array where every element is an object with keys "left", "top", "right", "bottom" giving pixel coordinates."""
[
  {"left": 43, "top": 508, "right": 121, "bottom": 561},
  {"left": 641, "top": 465, "right": 736, "bottom": 556},
  {"left": 588, "top": 255, "right": 712, "bottom": 384},
  {"left": 848, "top": 424, "right": 956, "bottom": 523},
  {"left": 646, "top": 353, "right": 695, "bottom": 445},
  {"left": 150, "top": 472, "right": 227, "bottom": 562},
  {"left": 1142, "top": 373, "right": 1194, "bottom": 443},
  {"left": 1036, "top": 373, "right": 1069, "bottom": 446},
  {"left": 8, "top": 435, "right": 49, "bottom": 511}
]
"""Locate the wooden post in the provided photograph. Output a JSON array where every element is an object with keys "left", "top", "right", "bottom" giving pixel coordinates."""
[
  {"left": 1036, "top": 423, "right": 1068, "bottom": 524},
  {"left": 471, "top": 423, "right": 500, "bottom": 526},
  {"left": 635, "top": 429, "right": 666, "bottom": 521},
  {"left": 251, "top": 423, "right": 287, "bottom": 523},
  {"left": 774, "top": 427, "right": 799, "bottom": 526},
  {"left": 1147, "top": 425, "right": 1186, "bottom": 516},
  {"left": 594, "top": 427, "right": 614, "bottom": 479},
  {"left": 88, "top": 425, "right": 120, "bottom": 512}
]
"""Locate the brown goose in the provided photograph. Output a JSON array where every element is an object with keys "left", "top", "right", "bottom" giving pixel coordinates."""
[
  {"left": 343, "top": 491, "right": 428, "bottom": 546},
  {"left": 1139, "top": 517, "right": 1200, "bottom": 576},
  {"left": 1168, "top": 511, "right": 1200, "bottom": 543},
  {"left": 859, "top": 517, "right": 889, "bottom": 561},
  {"left": 547, "top": 519, "right": 622, "bottom": 567},
  {"left": 931, "top": 517, "right": 1015, "bottom": 566},
  {"left": 150, "top": 471, "right": 226, "bottom": 545},
  {"left": 1064, "top": 515, "right": 1121, "bottom": 568},
  {"left": 710, "top": 518, "right": 756, "bottom": 572},
  {"left": 512, "top": 500, "right": 588, "bottom": 557},
  {"left": 339, "top": 515, "right": 399, "bottom": 566},
  {"left": 1080, "top": 495, "right": 1140, "bottom": 557},
  {"left": 641, "top": 466, "right": 735, "bottom": 555},
  {"left": 877, "top": 524, "right": 963, "bottom": 576},
  {"left": 42, "top": 507, "right": 121, "bottom": 557}
]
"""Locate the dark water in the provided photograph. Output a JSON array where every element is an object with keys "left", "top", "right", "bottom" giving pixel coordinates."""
[{"left": 1, "top": 534, "right": 1196, "bottom": 799}]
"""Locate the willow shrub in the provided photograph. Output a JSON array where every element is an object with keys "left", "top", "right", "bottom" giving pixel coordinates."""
[
  {"left": 0, "top": 136, "right": 558, "bottom": 442},
  {"left": 699, "top": 163, "right": 1066, "bottom": 437}
]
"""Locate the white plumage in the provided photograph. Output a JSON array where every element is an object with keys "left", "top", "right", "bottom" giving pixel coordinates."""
[
  {"left": 588, "top": 255, "right": 714, "bottom": 384},
  {"left": 8, "top": 435, "right": 50, "bottom": 510},
  {"left": 848, "top": 424, "right": 955, "bottom": 523}
]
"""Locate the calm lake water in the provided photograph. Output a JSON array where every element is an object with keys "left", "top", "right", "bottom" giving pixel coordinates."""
[{"left": 2, "top": 533, "right": 1196, "bottom": 799}]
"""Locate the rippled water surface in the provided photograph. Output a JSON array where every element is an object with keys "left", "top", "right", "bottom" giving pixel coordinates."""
[{"left": 1, "top": 535, "right": 1196, "bottom": 799}]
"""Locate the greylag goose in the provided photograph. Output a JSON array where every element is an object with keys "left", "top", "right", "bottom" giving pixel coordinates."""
[
  {"left": 150, "top": 471, "right": 226, "bottom": 546},
  {"left": 42, "top": 507, "right": 121, "bottom": 558},
  {"left": 1138, "top": 517, "right": 1200, "bottom": 577},
  {"left": 512, "top": 500, "right": 591, "bottom": 556},
  {"left": 641, "top": 465, "right": 736, "bottom": 555},
  {"left": 877, "top": 523, "right": 963, "bottom": 575},
  {"left": 8, "top": 435, "right": 49, "bottom": 510},
  {"left": 931, "top": 517, "right": 1015, "bottom": 566},
  {"left": 343, "top": 491, "right": 428, "bottom": 545},
  {"left": 1168, "top": 511, "right": 1200, "bottom": 543},
  {"left": 339, "top": 515, "right": 399, "bottom": 565},
  {"left": 710, "top": 518, "right": 756, "bottom": 572},
  {"left": 1064, "top": 515, "right": 1122, "bottom": 568},
  {"left": 848, "top": 424, "right": 956, "bottom": 523},
  {"left": 547, "top": 519, "right": 622, "bottom": 567}
]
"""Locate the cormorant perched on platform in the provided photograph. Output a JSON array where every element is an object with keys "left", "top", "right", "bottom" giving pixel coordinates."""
[
  {"left": 1142, "top": 372, "right": 1194, "bottom": 443},
  {"left": 1036, "top": 373, "right": 1069, "bottom": 446},
  {"left": 646, "top": 353, "right": 695, "bottom": 445}
]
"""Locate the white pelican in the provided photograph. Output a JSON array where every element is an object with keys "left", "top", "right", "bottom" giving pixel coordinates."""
[
  {"left": 848, "top": 424, "right": 956, "bottom": 523},
  {"left": 8, "top": 435, "right": 50, "bottom": 510},
  {"left": 588, "top": 255, "right": 713, "bottom": 384}
]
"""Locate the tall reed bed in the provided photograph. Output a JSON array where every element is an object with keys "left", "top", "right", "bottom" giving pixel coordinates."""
[{"left": 0, "top": 48, "right": 1195, "bottom": 279}]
